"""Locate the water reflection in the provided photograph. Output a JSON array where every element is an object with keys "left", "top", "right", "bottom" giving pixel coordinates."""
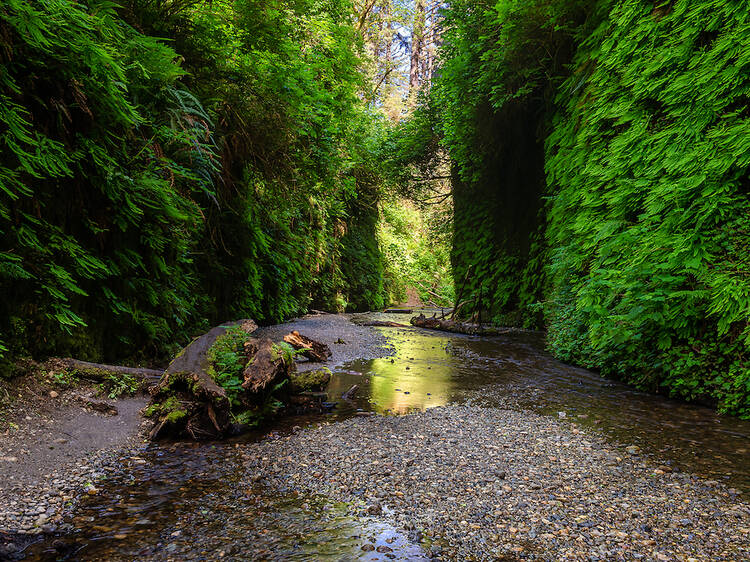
[
  {"left": 328, "top": 331, "right": 456, "bottom": 414},
  {"left": 326, "top": 313, "right": 750, "bottom": 493}
]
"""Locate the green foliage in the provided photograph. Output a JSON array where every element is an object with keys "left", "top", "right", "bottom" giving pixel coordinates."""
[
  {"left": 545, "top": 0, "right": 750, "bottom": 417},
  {"left": 0, "top": 0, "right": 390, "bottom": 361},
  {"left": 99, "top": 372, "right": 139, "bottom": 399},
  {"left": 52, "top": 370, "right": 79, "bottom": 388},
  {"left": 434, "top": 0, "right": 750, "bottom": 416},
  {"left": 206, "top": 326, "right": 254, "bottom": 406},
  {"left": 378, "top": 199, "right": 454, "bottom": 307},
  {"left": 431, "top": 0, "right": 584, "bottom": 327},
  {"left": 0, "top": 0, "right": 217, "bottom": 361}
]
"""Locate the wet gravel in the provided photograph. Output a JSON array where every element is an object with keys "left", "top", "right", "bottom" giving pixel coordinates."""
[
  {"left": 0, "top": 392, "right": 148, "bottom": 542},
  {"left": 244, "top": 405, "right": 750, "bottom": 561},
  {"left": 0, "top": 443, "right": 148, "bottom": 558}
]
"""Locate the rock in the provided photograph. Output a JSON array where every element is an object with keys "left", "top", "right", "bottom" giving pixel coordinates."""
[
  {"left": 625, "top": 445, "right": 640, "bottom": 455},
  {"left": 367, "top": 501, "right": 382, "bottom": 515},
  {"left": 49, "top": 391, "right": 59, "bottom": 398},
  {"left": 558, "top": 411, "right": 567, "bottom": 419},
  {"left": 361, "top": 544, "right": 375, "bottom": 552},
  {"left": 290, "top": 370, "right": 331, "bottom": 393},
  {"left": 376, "top": 545, "right": 393, "bottom": 553}
]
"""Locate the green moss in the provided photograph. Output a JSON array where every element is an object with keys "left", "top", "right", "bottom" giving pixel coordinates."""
[
  {"left": 290, "top": 368, "right": 331, "bottom": 393},
  {"left": 160, "top": 396, "right": 181, "bottom": 412},
  {"left": 165, "top": 409, "right": 187, "bottom": 423}
]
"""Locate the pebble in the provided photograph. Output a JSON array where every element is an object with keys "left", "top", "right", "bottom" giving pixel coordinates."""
[
  {"left": 0, "top": 444, "right": 145, "bottom": 536},
  {"left": 244, "top": 406, "right": 750, "bottom": 560}
]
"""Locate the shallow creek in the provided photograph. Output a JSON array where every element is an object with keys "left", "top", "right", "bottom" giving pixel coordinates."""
[{"left": 21, "top": 312, "right": 750, "bottom": 560}]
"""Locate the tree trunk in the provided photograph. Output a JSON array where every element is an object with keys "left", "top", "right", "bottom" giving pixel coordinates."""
[
  {"left": 410, "top": 0, "right": 425, "bottom": 93},
  {"left": 146, "top": 319, "right": 258, "bottom": 440},
  {"left": 410, "top": 313, "right": 506, "bottom": 336},
  {"left": 56, "top": 359, "right": 163, "bottom": 383}
]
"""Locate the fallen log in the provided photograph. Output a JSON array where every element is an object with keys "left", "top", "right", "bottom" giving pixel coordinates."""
[
  {"left": 282, "top": 331, "right": 332, "bottom": 362},
  {"left": 384, "top": 308, "right": 413, "bottom": 314},
  {"left": 358, "top": 320, "right": 409, "bottom": 328},
  {"left": 55, "top": 359, "right": 163, "bottom": 383},
  {"left": 410, "top": 313, "right": 506, "bottom": 336},
  {"left": 242, "top": 338, "right": 289, "bottom": 393},
  {"left": 146, "top": 320, "right": 258, "bottom": 440}
]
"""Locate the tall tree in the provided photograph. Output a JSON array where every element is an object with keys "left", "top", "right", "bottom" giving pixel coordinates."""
[{"left": 409, "top": 0, "right": 425, "bottom": 93}]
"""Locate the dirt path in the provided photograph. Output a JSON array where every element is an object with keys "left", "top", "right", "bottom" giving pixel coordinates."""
[{"left": 0, "top": 374, "right": 149, "bottom": 537}]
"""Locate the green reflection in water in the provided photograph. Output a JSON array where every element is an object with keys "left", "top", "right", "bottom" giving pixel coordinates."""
[{"left": 330, "top": 330, "right": 459, "bottom": 414}]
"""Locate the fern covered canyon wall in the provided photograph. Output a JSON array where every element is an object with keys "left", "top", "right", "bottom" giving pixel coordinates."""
[
  {"left": 0, "top": 0, "right": 396, "bottom": 363},
  {"left": 434, "top": 0, "right": 750, "bottom": 416},
  {"left": 0, "top": 0, "right": 452, "bottom": 365}
]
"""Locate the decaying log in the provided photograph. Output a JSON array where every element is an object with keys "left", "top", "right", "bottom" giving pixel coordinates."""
[
  {"left": 57, "top": 359, "right": 163, "bottom": 383},
  {"left": 147, "top": 320, "right": 256, "bottom": 440},
  {"left": 410, "top": 313, "right": 506, "bottom": 336},
  {"left": 242, "top": 338, "right": 289, "bottom": 393},
  {"left": 283, "top": 331, "right": 332, "bottom": 362},
  {"left": 145, "top": 319, "right": 343, "bottom": 440}
]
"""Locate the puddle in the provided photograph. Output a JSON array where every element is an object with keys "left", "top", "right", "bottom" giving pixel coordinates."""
[{"left": 20, "top": 444, "right": 427, "bottom": 561}]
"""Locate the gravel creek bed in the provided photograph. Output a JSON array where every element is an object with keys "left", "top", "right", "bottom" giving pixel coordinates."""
[
  {"left": 4, "top": 313, "right": 750, "bottom": 560},
  {"left": 254, "top": 313, "right": 395, "bottom": 371},
  {"left": 0, "top": 443, "right": 147, "bottom": 555},
  {"left": 244, "top": 405, "right": 750, "bottom": 561}
]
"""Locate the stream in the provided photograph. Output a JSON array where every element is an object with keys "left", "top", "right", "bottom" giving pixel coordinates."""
[{"left": 19, "top": 312, "right": 750, "bottom": 560}]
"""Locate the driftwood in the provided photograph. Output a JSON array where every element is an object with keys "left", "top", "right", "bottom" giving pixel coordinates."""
[
  {"left": 74, "top": 394, "right": 119, "bottom": 416},
  {"left": 341, "top": 384, "right": 359, "bottom": 400},
  {"left": 410, "top": 313, "right": 505, "bottom": 336},
  {"left": 384, "top": 308, "right": 413, "bottom": 314},
  {"left": 282, "top": 331, "right": 332, "bottom": 362},
  {"left": 147, "top": 320, "right": 259, "bottom": 440}
]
